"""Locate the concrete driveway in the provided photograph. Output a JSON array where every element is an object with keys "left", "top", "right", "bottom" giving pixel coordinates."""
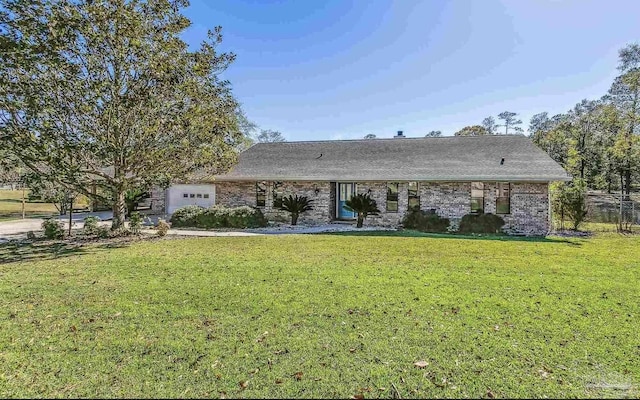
[{"left": 0, "top": 211, "right": 113, "bottom": 240}]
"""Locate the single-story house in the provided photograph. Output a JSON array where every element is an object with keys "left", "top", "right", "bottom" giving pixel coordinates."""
[{"left": 150, "top": 134, "right": 571, "bottom": 235}]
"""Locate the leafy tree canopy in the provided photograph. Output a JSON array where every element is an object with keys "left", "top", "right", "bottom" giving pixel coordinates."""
[
  {"left": 256, "top": 129, "right": 286, "bottom": 143},
  {"left": 0, "top": 0, "right": 245, "bottom": 228},
  {"left": 454, "top": 125, "right": 490, "bottom": 136}
]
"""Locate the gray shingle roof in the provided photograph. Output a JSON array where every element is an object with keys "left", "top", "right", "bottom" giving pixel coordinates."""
[{"left": 214, "top": 135, "right": 571, "bottom": 182}]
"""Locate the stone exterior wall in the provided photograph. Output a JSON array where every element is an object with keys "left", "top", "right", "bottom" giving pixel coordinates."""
[
  {"left": 501, "top": 183, "right": 549, "bottom": 236},
  {"left": 215, "top": 181, "right": 332, "bottom": 224},
  {"left": 420, "top": 182, "right": 471, "bottom": 230},
  {"left": 159, "top": 180, "right": 550, "bottom": 236},
  {"left": 150, "top": 187, "right": 165, "bottom": 214}
]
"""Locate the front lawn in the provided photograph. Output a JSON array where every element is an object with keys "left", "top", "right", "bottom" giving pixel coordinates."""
[
  {"left": 0, "top": 233, "right": 638, "bottom": 398},
  {"left": 0, "top": 189, "right": 90, "bottom": 221},
  {"left": 0, "top": 189, "right": 59, "bottom": 220}
]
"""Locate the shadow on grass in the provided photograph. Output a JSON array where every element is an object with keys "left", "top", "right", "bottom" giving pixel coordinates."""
[
  {"left": 318, "top": 229, "right": 582, "bottom": 245},
  {"left": 0, "top": 241, "right": 89, "bottom": 264},
  {"left": 0, "top": 239, "right": 134, "bottom": 264}
]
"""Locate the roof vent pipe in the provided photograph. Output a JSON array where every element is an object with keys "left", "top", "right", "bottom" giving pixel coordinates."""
[
  {"left": 395, "top": 130, "right": 405, "bottom": 138},
  {"left": 500, "top": 158, "right": 505, "bottom": 165}
]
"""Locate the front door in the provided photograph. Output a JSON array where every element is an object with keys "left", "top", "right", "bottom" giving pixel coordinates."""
[{"left": 337, "top": 183, "right": 357, "bottom": 219}]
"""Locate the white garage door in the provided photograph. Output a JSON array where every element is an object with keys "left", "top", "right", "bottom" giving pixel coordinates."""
[{"left": 166, "top": 184, "right": 216, "bottom": 214}]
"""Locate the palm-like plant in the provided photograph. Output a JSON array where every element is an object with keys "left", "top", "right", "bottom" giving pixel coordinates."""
[
  {"left": 281, "top": 194, "right": 314, "bottom": 225},
  {"left": 344, "top": 193, "right": 380, "bottom": 228}
]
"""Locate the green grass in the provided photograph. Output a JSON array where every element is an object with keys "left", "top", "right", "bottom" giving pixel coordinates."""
[
  {"left": 0, "top": 189, "right": 59, "bottom": 220},
  {"left": 1, "top": 233, "right": 639, "bottom": 398}
]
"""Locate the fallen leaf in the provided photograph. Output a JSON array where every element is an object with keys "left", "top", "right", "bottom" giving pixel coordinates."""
[
  {"left": 275, "top": 379, "right": 283, "bottom": 384},
  {"left": 349, "top": 348, "right": 356, "bottom": 353},
  {"left": 69, "top": 325, "right": 77, "bottom": 332},
  {"left": 239, "top": 381, "right": 248, "bottom": 389},
  {"left": 487, "top": 388, "right": 495, "bottom": 398},
  {"left": 293, "top": 371, "right": 303, "bottom": 381},
  {"left": 351, "top": 395, "right": 364, "bottom": 399},
  {"left": 493, "top": 325, "right": 500, "bottom": 331},
  {"left": 414, "top": 360, "right": 429, "bottom": 368}
]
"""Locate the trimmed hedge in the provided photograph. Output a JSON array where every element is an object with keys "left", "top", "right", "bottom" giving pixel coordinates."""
[
  {"left": 170, "top": 205, "right": 268, "bottom": 229},
  {"left": 402, "top": 209, "right": 450, "bottom": 233},
  {"left": 169, "top": 205, "right": 205, "bottom": 227},
  {"left": 458, "top": 213, "right": 505, "bottom": 234}
]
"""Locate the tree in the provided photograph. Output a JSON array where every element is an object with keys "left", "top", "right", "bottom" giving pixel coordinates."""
[
  {"left": 125, "top": 187, "right": 150, "bottom": 217},
  {"left": 281, "top": 194, "right": 313, "bottom": 225},
  {"left": 425, "top": 130, "right": 442, "bottom": 137},
  {"left": 24, "top": 173, "right": 76, "bottom": 216},
  {"left": 481, "top": 117, "right": 498, "bottom": 135},
  {"left": 344, "top": 193, "right": 380, "bottom": 228},
  {"left": 0, "top": 150, "right": 24, "bottom": 189},
  {"left": 364, "top": 134, "right": 377, "bottom": 139},
  {"left": 551, "top": 179, "right": 588, "bottom": 230},
  {"left": 0, "top": 0, "right": 243, "bottom": 229},
  {"left": 236, "top": 107, "right": 258, "bottom": 151},
  {"left": 607, "top": 43, "right": 640, "bottom": 200},
  {"left": 528, "top": 112, "right": 551, "bottom": 138},
  {"left": 454, "top": 125, "right": 490, "bottom": 136},
  {"left": 257, "top": 129, "right": 286, "bottom": 143},
  {"left": 497, "top": 111, "right": 524, "bottom": 135}
]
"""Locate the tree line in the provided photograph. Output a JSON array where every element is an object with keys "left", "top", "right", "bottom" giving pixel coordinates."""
[{"left": 529, "top": 43, "right": 639, "bottom": 199}]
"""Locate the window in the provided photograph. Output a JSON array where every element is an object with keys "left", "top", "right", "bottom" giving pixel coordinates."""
[
  {"left": 256, "top": 181, "right": 267, "bottom": 207},
  {"left": 196, "top": 193, "right": 202, "bottom": 198},
  {"left": 272, "top": 181, "right": 283, "bottom": 209},
  {"left": 496, "top": 182, "right": 510, "bottom": 214},
  {"left": 183, "top": 193, "right": 188, "bottom": 198},
  {"left": 470, "top": 182, "right": 484, "bottom": 213},
  {"left": 203, "top": 193, "right": 209, "bottom": 199},
  {"left": 189, "top": 193, "right": 195, "bottom": 198},
  {"left": 408, "top": 182, "right": 420, "bottom": 211},
  {"left": 386, "top": 183, "right": 399, "bottom": 212}
]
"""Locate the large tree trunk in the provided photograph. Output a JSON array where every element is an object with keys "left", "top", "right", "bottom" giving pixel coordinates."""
[
  {"left": 356, "top": 215, "right": 364, "bottom": 228},
  {"left": 291, "top": 213, "right": 298, "bottom": 226},
  {"left": 623, "top": 168, "right": 632, "bottom": 201},
  {"left": 112, "top": 190, "right": 126, "bottom": 230}
]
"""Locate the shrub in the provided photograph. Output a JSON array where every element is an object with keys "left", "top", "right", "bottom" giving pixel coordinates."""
[
  {"left": 551, "top": 179, "right": 588, "bottom": 230},
  {"left": 169, "top": 205, "right": 205, "bottom": 227},
  {"left": 281, "top": 194, "right": 313, "bottom": 225},
  {"left": 110, "top": 227, "right": 131, "bottom": 237},
  {"left": 26, "top": 231, "right": 37, "bottom": 240},
  {"left": 344, "top": 193, "right": 380, "bottom": 228},
  {"left": 96, "top": 225, "right": 111, "bottom": 239},
  {"left": 458, "top": 213, "right": 505, "bottom": 234},
  {"left": 194, "top": 206, "right": 268, "bottom": 229},
  {"left": 42, "top": 218, "right": 65, "bottom": 239},
  {"left": 83, "top": 216, "right": 101, "bottom": 236},
  {"left": 156, "top": 219, "right": 170, "bottom": 236},
  {"left": 402, "top": 209, "right": 450, "bottom": 233},
  {"left": 129, "top": 212, "right": 143, "bottom": 234}
]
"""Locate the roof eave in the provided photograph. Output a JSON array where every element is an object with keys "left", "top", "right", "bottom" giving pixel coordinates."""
[{"left": 210, "top": 175, "right": 573, "bottom": 183}]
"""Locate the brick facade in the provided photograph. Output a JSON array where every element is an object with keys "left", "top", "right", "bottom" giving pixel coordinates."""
[{"left": 159, "top": 180, "right": 550, "bottom": 236}]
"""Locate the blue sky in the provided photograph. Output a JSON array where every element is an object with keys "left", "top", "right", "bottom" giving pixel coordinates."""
[{"left": 182, "top": 0, "right": 640, "bottom": 141}]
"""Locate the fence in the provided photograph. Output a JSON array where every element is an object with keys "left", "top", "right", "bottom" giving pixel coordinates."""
[
  {"left": 585, "top": 192, "right": 639, "bottom": 224},
  {"left": 550, "top": 191, "right": 639, "bottom": 231}
]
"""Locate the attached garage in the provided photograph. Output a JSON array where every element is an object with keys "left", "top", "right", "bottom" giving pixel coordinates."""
[{"left": 165, "top": 184, "right": 215, "bottom": 214}]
